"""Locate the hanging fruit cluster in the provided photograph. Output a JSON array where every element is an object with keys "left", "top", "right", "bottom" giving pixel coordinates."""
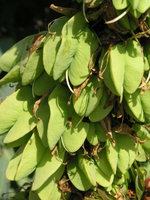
[{"left": 1, "top": 0, "right": 150, "bottom": 199}]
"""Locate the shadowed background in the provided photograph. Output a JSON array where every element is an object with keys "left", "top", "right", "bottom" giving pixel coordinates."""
[{"left": 0, "top": 0, "right": 77, "bottom": 41}]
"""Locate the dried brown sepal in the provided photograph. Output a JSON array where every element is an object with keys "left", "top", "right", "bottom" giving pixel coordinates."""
[
  {"left": 113, "top": 188, "right": 126, "bottom": 200},
  {"left": 30, "top": 33, "right": 46, "bottom": 56},
  {"left": 50, "top": 4, "right": 78, "bottom": 17},
  {"left": 139, "top": 9, "right": 150, "bottom": 37},
  {"left": 116, "top": 104, "right": 124, "bottom": 119},
  {"left": 51, "top": 145, "right": 58, "bottom": 156},
  {"left": 73, "top": 48, "right": 100, "bottom": 100},
  {"left": 139, "top": 72, "right": 150, "bottom": 93},
  {"left": 126, "top": 189, "right": 136, "bottom": 199},
  {"left": 58, "top": 177, "right": 71, "bottom": 194},
  {"left": 47, "top": 21, "right": 57, "bottom": 35},
  {"left": 113, "top": 123, "right": 134, "bottom": 135},
  {"left": 99, "top": 44, "right": 112, "bottom": 80},
  {"left": 33, "top": 92, "right": 49, "bottom": 118},
  {"left": 73, "top": 77, "right": 90, "bottom": 100},
  {"left": 67, "top": 117, "right": 72, "bottom": 128},
  {"left": 101, "top": 117, "right": 115, "bottom": 147},
  {"left": 104, "top": 92, "right": 114, "bottom": 108},
  {"left": 135, "top": 137, "right": 146, "bottom": 144},
  {"left": 82, "top": 144, "right": 90, "bottom": 158},
  {"left": 91, "top": 144, "right": 102, "bottom": 159},
  {"left": 89, "top": 49, "right": 99, "bottom": 71}
]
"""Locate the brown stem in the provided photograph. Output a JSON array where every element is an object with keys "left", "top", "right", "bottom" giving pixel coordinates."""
[{"left": 33, "top": 92, "right": 49, "bottom": 118}]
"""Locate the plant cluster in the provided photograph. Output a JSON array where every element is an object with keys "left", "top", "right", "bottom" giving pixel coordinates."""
[{"left": 1, "top": 0, "right": 150, "bottom": 199}]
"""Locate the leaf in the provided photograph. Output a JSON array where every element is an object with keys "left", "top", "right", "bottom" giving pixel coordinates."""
[
  {"left": 73, "top": 86, "right": 89, "bottom": 116},
  {"left": 104, "top": 45, "right": 125, "bottom": 96},
  {"left": 15, "top": 130, "right": 45, "bottom": 180},
  {"left": 132, "top": 124, "right": 150, "bottom": 154},
  {"left": 124, "top": 88, "right": 150, "bottom": 123},
  {"left": 6, "top": 146, "right": 24, "bottom": 180},
  {"left": 0, "top": 34, "right": 36, "bottom": 72},
  {"left": 22, "top": 48, "right": 44, "bottom": 85},
  {"left": 117, "top": 11, "right": 138, "bottom": 31},
  {"left": 29, "top": 191, "right": 40, "bottom": 200},
  {"left": 0, "top": 65, "right": 20, "bottom": 86},
  {"left": 123, "top": 40, "right": 144, "bottom": 94},
  {"left": 115, "top": 133, "right": 136, "bottom": 174},
  {"left": 112, "top": 0, "right": 128, "bottom": 10},
  {"left": 33, "top": 72, "right": 58, "bottom": 96},
  {"left": 106, "top": 140, "right": 118, "bottom": 174},
  {"left": 73, "top": 77, "right": 103, "bottom": 116},
  {"left": 67, "top": 157, "right": 92, "bottom": 191},
  {"left": 53, "top": 12, "right": 98, "bottom": 86},
  {"left": 128, "top": 0, "right": 140, "bottom": 10},
  {"left": 138, "top": 0, "right": 150, "bottom": 13},
  {"left": 132, "top": 124, "right": 150, "bottom": 153},
  {"left": 78, "top": 151, "right": 96, "bottom": 186},
  {"left": 132, "top": 124, "right": 150, "bottom": 140},
  {"left": 87, "top": 123, "right": 99, "bottom": 145},
  {"left": 32, "top": 142, "right": 66, "bottom": 190},
  {"left": 73, "top": 77, "right": 89, "bottom": 100},
  {"left": 68, "top": 27, "right": 98, "bottom": 86},
  {"left": 5, "top": 132, "right": 32, "bottom": 148},
  {"left": 135, "top": 174, "right": 144, "bottom": 200},
  {"left": 43, "top": 17, "right": 68, "bottom": 76},
  {"left": 61, "top": 113, "right": 89, "bottom": 152},
  {"left": 95, "top": 148, "right": 114, "bottom": 176},
  {"left": 113, "top": 173, "right": 125, "bottom": 185},
  {"left": 99, "top": 48, "right": 119, "bottom": 96},
  {"left": 53, "top": 12, "right": 86, "bottom": 80},
  {"left": 4, "top": 110, "right": 37, "bottom": 144},
  {"left": 89, "top": 91, "right": 113, "bottom": 122},
  {"left": 95, "top": 148, "right": 114, "bottom": 187},
  {"left": 95, "top": 123, "right": 108, "bottom": 142},
  {"left": 36, "top": 98, "right": 49, "bottom": 147},
  {"left": 143, "top": 55, "right": 149, "bottom": 71},
  {"left": 124, "top": 89, "right": 145, "bottom": 122},
  {"left": 128, "top": 0, "right": 150, "bottom": 14},
  {"left": 103, "top": 40, "right": 144, "bottom": 96},
  {"left": 143, "top": 140, "right": 150, "bottom": 154},
  {"left": 36, "top": 165, "right": 64, "bottom": 200},
  {"left": 95, "top": 165, "right": 114, "bottom": 188},
  {"left": 140, "top": 89, "right": 150, "bottom": 123},
  {"left": 135, "top": 143, "right": 147, "bottom": 162},
  {"left": 0, "top": 86, "right": 35, "bottom": 135},
  {"left": 0, "top": 91, "right": 23, "bottom": 134},
  {"left": 12, "top": 192, "right": 27, "bottom": 200},
  {"left": 47, "top": 84, "right": 73, "bottom": 150}
]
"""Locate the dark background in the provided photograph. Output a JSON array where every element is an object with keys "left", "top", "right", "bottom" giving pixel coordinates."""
[{"left": 0, "top": 0, "right": 78, "bottom": 41}]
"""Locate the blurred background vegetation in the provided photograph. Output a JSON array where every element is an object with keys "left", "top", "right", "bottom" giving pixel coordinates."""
[{"left": 0, "top": 0, "right": 78, "bottom": 41}]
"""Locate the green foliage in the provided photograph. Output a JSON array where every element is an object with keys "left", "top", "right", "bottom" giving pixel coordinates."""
[
  {"left": 112, "top": 0, "right": 150, "bottom": 17},
  {"left": 101, "top": 40, "right": 144, "bottom": 97},
  {"left": 1, "top": 1, "right": 150, "bottom": 199}
]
